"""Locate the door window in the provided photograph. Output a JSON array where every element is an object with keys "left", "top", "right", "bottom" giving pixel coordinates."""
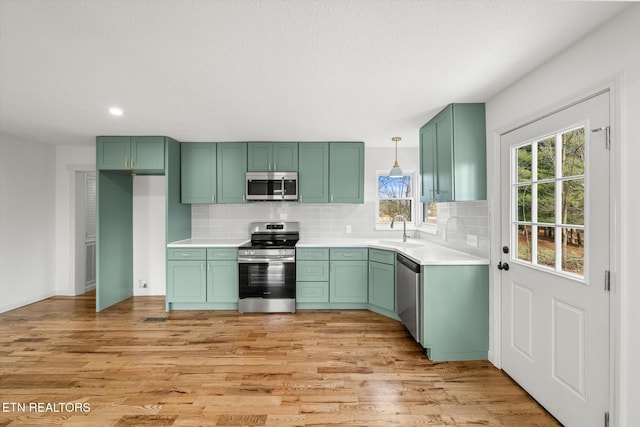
[{"left": 512, "top": 126, "right": 586, "bottom": 279}]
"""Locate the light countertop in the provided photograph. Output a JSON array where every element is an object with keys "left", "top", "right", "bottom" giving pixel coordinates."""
[
  {"left": 297, "top": 238, "right": 489, "bottom": 266},
  {"left": 167, "top": 237, "right": 489, "bottom": 266},
  {"left": 167, "top": 238, "right": 249, "bottom": 248}
]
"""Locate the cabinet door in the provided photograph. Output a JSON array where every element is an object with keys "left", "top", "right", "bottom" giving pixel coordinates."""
[
  {"left": 247, "top": 143, "right": 271, "bottom": 172},
  {"left": 167, "top": 260, "right": 206, "bottom": 302},
  {"left": 298, "top": 143, "right": 329, "bottom": 203},
  {"left": 419, "top": 124, "right": 436, "bottom": 203},
  {"left": 272, "top": 142, "right": 298, "bottom": 171},
  {"left": 181, "top": 143, "right": 216, "bottom": 204},
  {"left": 217, "top": 143, "right": 247, "bottom": 203},
  {"left": 330, "top": 260, "right": 368, "bottom": 303},
  {"left": 131, "top": 136, "right": 165, "bottom": 172},
  {"left": 329, "top": 142, "right": 364, "bottom": 203},
  {"left": 97, "top": 136, "right": 130, "bottom": 170},
  {"left": 296, "top": 282, "right": 329, "bottom": 303},
  {"left": 368, "top": 261, "right": 395, "bottom": 312},
  {"left": 433, "top": 108, "right": 453, "bottom": 202},
  {"left": 207, "top": 260, "right": 238, "bottom": 303}
]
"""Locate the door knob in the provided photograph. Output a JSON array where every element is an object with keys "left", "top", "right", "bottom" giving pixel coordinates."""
[{"left": 497, "top": 262, "right": 510, "bottom": 271}]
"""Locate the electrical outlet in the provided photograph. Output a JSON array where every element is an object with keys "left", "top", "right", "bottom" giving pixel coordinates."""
[
  {"left": 345, "top": 225, "right": 352, "bottom": 234},
  {"left": 467, "top": 234, "right": 478, "bottom": 247},
  {"left": 139, "top": 280, "right": 148, "bottom": 288}
]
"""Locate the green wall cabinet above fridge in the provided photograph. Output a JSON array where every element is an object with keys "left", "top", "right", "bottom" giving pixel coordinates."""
[
  {"left": 420, "top": 104, "right": 486, "bottom": 202},
  {"left": 97, "top": 136, "right": 165, "bottom": 174}
]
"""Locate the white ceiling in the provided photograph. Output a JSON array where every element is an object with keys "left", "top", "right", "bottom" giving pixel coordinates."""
[{"left": 0, "top": 1, "right": 631, "bottom": 148}]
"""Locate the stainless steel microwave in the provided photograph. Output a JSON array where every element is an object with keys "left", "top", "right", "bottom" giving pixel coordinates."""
[{"left": 246, "top": 172, "right": 298, "bottom": 201}]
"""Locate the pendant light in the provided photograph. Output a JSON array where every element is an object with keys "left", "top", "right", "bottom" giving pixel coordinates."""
[{"left": 389, "top": 136, "right": 403, "bottom": 177}]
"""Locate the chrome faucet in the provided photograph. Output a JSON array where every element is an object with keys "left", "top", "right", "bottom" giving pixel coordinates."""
[{"left": 391, "top": 214, "right": 408, "bottom": 242}]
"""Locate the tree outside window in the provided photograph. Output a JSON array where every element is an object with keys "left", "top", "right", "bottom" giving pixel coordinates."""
[{"left": 377, "top": 173, "right": 413, "bottom": 225}]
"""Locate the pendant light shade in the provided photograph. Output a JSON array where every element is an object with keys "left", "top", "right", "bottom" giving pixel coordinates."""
[{"left": 389, "top": 136, "right": 403, "bottom": 177}]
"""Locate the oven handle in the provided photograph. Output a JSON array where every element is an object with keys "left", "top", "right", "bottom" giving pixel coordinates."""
[{"left": 238, "top": 257, "right": 295, "bottom": 264}]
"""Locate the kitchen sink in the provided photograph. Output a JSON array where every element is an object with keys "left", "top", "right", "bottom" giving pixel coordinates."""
[{"left": 373, "top": 239, "right": 424, "bottom": 249}]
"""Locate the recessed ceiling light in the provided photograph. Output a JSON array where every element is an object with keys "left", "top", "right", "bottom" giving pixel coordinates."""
[{"left": 109, "top": 107, "right": 123, "bottom": 116}]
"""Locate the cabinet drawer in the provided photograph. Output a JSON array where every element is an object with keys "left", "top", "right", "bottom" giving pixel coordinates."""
[
  {"left": 296, "top": 282, "right": 329, "bottom": 303},
  {"left": 330, "top": 248, "right": 368, "bottom": 261},
  {"left": 369, "top": 248, "right": 395, "bottom": 265},
  {"left": 206, "top": 248, "right": 238, "bottom": 260},
  {"left": 167, "top": 248, "right": 206, "bottom": 260},
  {"left": 297, "top": 248, "right": 329, "bottom": 260},
  {"left": 297, "top": 260, "right": 329, "bottom": 282}
]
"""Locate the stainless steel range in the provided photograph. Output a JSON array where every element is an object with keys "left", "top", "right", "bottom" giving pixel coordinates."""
[{"left": 238, "top": 222, "right": 299, "bottom": 313}]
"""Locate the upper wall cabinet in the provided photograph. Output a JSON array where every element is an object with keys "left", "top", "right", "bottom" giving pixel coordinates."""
[
  {"left": 247, "top": 142, "right": 298, "bottom": 172},
  {"left": 97, "top": 136, "right": 165, "bottom": 174},
  {"left": 217, "top": 142, "right": 247, "bottom": 203},
  {"left": 329, "top": 142, "right": 364, "bottom": 203},
  {"left": 181, "top": 143, "right": 216, "bottom": 204},
  {"left": 420, "top": 104, "right": 486, "bottom": 202},
  {"left": 298, "top": 142, "right": 329, "bottom": 203}
]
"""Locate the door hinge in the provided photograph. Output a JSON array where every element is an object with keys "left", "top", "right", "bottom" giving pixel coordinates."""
[
  {"left": 604, "top": 411, "right": 610, "bottom": 427},
  {"left": 591, "top": 126, "right": 610, "bottom": 149},
  {"left": 605, "top": 270, "right": 611, "bottom": 292}
]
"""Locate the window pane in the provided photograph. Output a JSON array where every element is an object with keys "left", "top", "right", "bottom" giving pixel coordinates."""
[
  {"left": 423, "top": 202, "right": 437, "bottom": 225},
  {"left": 516, "top": 224, "right": 532, "bottom": 262},
  {"left": 537, "top": 136, "right": 556, "bottom": 180},
  {"left": 562, "top": 179, "right": 584, "bottom": 225},
  {"left": 562, "top": 128, "right": 585, "bottom": 177},
  {"left": 379, "top": 200, "right": 412, "bottom": 222},
  {"left": 517, "top": 144, "right": 532, "bottom": 183},
  {"left": 517, "top": 185, "right": 532, "bottom": 222},
  {"left": 537, "top": 226, "right": 556, "bottom": 269},
  {"left": 562, "top": 227, "right": 584, "bottom": 276},
  {"left": 378, "top": 175, "right": 411, "bottom": 198},
  {"left": 537, "top": 182, "right": 555, "bottom": 224}
]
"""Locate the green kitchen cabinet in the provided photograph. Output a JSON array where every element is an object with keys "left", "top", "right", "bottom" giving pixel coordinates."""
[
  {"left": 181, "top": 143, "right": 216, "bottom": 204},
  {"left": 97, "top": 136, "right": 165, "bottom": 173},
  {"left": 421, "top": 265, "right": 489, "bottom": 361},
  {"left": 329, "top": 142, "right": 364, "bottom": 203},
  {"left": 216, "top": 142, "right": 247, "bottom": 203},
  {"left": 368, "top": 249, "right": 396, "bottom": 314},
  {"left": 298, "top": 143, "right": 329, "bottom": 203},
  {"left": 296, "top": 248, "right": 330, "bottom": 304},
  {"left": 247, "top": 142, "right": 298, "bottom": 172},
  {"left": 167, "top": 260, "right": 207, "bottom": 303},
  {"left": 420, "top": 103, "right": 486, "bottom": 202},
  {"left": 168, "top": 248, "right": 238, "bottom": 309},
  {"left": 207, "top": 260, "right": 238, "bottom": 303},
  {"left": 329, "top": 248, "right": 368, "bottom": 303}
]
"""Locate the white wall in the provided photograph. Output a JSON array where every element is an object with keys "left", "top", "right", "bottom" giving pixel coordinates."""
[
  {"left": 485, "top": 6, "right": 640, "bottom": 426},
  {"left": 54, "top": 145, "right": 95, "bottom": 296},
  {"left": 0, "top": 134, "right": 56, "bottom": 312},
  {"left": 133, "top": 175, "right": 166, "bottom": 296}
]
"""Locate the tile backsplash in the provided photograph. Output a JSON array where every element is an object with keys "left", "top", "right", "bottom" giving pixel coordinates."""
[
  {"left": 191, "top": 199, "right": 489, "bottom": 258},
  {"left": 191, "top": 202, "right": 377, "bottom": 239}
]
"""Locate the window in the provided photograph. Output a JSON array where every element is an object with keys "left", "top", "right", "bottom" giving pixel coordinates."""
[
  {"left": 512, "top": 126, "right": 585, "bottom": 278},
  {"left": 376, "top": 172, "right": 414, "bottom": 229}
]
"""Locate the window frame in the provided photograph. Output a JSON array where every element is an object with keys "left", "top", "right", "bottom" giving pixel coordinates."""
[{"left": 374, "top": 170, "right": 417, "bottom": 231}]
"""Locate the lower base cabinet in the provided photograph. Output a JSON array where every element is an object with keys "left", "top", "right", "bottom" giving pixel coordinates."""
[
  {"left": 368, "top": 249, "right": 396, "bottom": 318},
  {"left": 421, "top": 265, "right": 489, "bottom": 361},
  {"left": 167, "top": 248, "right": 238, "bottom": 310}
]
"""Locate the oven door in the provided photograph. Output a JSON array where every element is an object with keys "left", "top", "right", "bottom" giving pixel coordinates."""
[{"left": 238, "top": 259, "right": 296, "bottom": 299}]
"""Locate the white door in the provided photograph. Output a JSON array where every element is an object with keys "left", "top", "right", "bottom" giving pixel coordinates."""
[{"left": 500, "top": 91, "right": 610, "bottom": 426}]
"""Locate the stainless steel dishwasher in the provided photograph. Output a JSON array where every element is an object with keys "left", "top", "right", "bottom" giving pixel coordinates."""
[{"left": 396, "top": 254, "right": 421, "bottom": 344}]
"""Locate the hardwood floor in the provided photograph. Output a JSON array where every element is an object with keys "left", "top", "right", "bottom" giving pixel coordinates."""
[{"left": 0, "top": 293, "right": 559, "bottom": 426}]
